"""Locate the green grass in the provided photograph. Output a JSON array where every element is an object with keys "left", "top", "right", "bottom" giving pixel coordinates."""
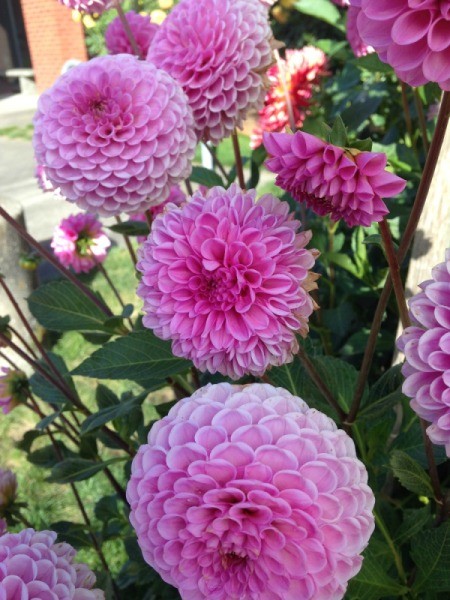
[{"left": 0, "top": 124, "right": 34, "bottom": 141}]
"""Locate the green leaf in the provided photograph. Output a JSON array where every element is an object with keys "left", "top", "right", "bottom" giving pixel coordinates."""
[
  {"left": 390, "top": 450, "right": 434, "bottom": 497},
  {"left": 356, "top": 53, "right": 393, "bottom": 74},
  {"left": 28, "top": 280, "right": 109, "bottom": 333},
  {"left": 350, "top": 138, "right": 373, "bottom": 152},
  {"left": 108, "top": 220, "right": 149, "bottom": 237},
  {"left": 329, "top": 116, "right": 348, "bottom": 147},
  {"left": 28, "top": 442, "right": 77, "bottom": 468},
  {"left": 72, "top": 330, "right": 191, "bottom": 385},
  {"left": 81, "top": 391, "right": 148, "bottom": 434},
  {"left": 30, "top": 353, "right": 78, "bottom": 407},
  {"left": 96, "top": 384, "right": 120, "bottom": 409},
  {"left": 327, "top": 252, "right": 362, "bottom": 278},
  {"left": 302, "top": 117, "right": 332, "bottom": 141},
  {"left": 48, "top": 457, "right": 121, "bottom": 484},
  {"left": 36, "top": 411, "right": 62, "bottom": 430},
  {"left": 411, "top": 522, "right": 450, "bottom": 593},
  {"left": 190, "top": 166, "right": 224, "bottom": 188},
  {"left": 358, "top": 390, "right": 403, "bottom": 422},
  {"left": 294, "top": 0, "right": 341, "bottom": 26},
  {"left": 394, "top": 507, "right": 433, "bottom": 546},
  {"left": 16, "top": 430, "right": 44, "bottom": 452},
  {"left": 50, "top": 521, "right": 92, "bottom": 549},
  {"left": 393, "top": 422, "right": 447, "bottom": 467}
]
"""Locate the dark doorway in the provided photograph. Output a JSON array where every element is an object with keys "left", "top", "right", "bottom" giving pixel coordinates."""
[{"left": 0, "top": 0, "right": 32, "bottom": 71}]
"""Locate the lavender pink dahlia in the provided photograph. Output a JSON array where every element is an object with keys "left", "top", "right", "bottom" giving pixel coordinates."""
[
  {"left": 352, "top": 0, "right": 450, "bottom": 90},
  {"left": 127, "top": 382, "right": 375, "bottom": 599},
  {"left": 33, "top": 54, "right": 196, "bottom": 216},
  {"left": 264, "top": 130, "right": 406, "bottom": 227},
  {"left": 58, "top": 0, "right": 115, "bottom": 13},
  {"left": 147, "top": 0, "right": 274, "bottom": 144},
  {"left": 51, "top": 213, "right": 111, "bottom": 274},
  {"left": 397, "top": 249, "right": 450, "bottom": 456},
  {"left": 105, "top": 11, "right": 158, "bottom": 57},
  {"left": 0, "top": 528, "right": 104, "bottom": 599},
  {"left": 137, "top": 184, "right": 319, "bottom": 379}
]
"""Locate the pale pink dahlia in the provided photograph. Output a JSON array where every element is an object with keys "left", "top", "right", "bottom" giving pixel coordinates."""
[
  {"left": 33, "top": 54, "right": 196, "bottom": 216},
  {"left": 347, "top": 7, "right": 374, "bottom": 58},
  {"left": 397, "top": 249, "right": 450, "bottom": 456},
  {"left": 251, "top": 47, "right": 328, "bottom": 149},
  {"left": 127, "top": 382, "right": 375, "bottom": 600},
  {"left": 58, "top": 0, "right": 115, "bottom": 14},
  {"left": 264, "top": 130, "right": 406, "bottom": 227},
  {"left": 0, "top": 528, "right": 104, "bottom": 599},
  {"left": 0, "top": 368, "right": 26, "bottom": 415},
  {"left": 352, "top": 0, "right": 450, "bottom": 90},
  {"left": 105, "top": 11, "right": 158, "bottom": 57},
  {"left": 137, "top": 184, "right": 319, "bottom": 379},
  {"left": 147, "top": 0, "right": 273, "bottom": 144},
  {"left": 130, "top": 185, "right": 186, "bottom": 243},
  {"left": 0, "top": 470, "right": 17, "bottom": 514},
  {"left": 51, "top": 213, "right": 111, "bottom": 274}
]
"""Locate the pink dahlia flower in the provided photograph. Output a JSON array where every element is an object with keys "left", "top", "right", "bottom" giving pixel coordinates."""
[
  {"left": 347, "top": 7, "right": 374, "bottom": 58},
  {"left": 352, "top": 0, "right": 450, "bottom": 90},
  {"left": 137, "top": 184, "right": 319, "bottom": 379},
  {"left": 397, "top": 249, "right": 450, "bottom": 456},
  {"left": 0, "top": 469, "right": 17, "bottom": 514},
  {"left": 127, "top": 382, "right": 375, "bottom": 599},
  {"left": 264, "top": 130, "right": 406, "bottom": 227},
  {"left": 0, "top": 368, "right": 26, "bottom": 415},
  {"left": 147, "top": 0, "right": 273, "bottom": 144},
  {"left": 251, "top": 47, "right": 328, "bottom": 148},
  {"left": 130, "top": 185, "right": 186, "bottom": 243},
  {"left": 0, "top": 528, "right": 104, "bottom": 598},
  {"left": 58, "top": 0, "right": 115, "bottom": 14},
  {"left": 51, "top": 213, "right": 111, "bottom": 274},
  {"left": 105, "top": 11, "right": 158, "bottom": 57},
  {"left": 33, "top": 54, "right": 196, "bottom": 216}
]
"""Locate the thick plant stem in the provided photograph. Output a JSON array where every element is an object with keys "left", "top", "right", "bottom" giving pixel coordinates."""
[
  {"left": 97, "top": 263, "right": 126, "bottom": 310},
  {"left": 232, "top": 130, "right": 246, "bottom": 190},
  {"left": 413, "top": 88, "right": 430, "bottom": 154},
  {"left": 104, "top": 467, "right": 128, "bottom": 504},
  {"left": 185, "top": 178, "right": 194, "bottom": 196},
  {"left": 114, "top": 216, "right": 137, "bottom": 266},
  {"left": 348, "top": 91, "right": 450, "bottom": 424},
  {"left": 297, "top": 345, "right": 346, "bottom": 422},
  {"left": 0, "top": 207, "right": 112, "bottom": 317},
  {"left": 0, "top": 350, "right": 20, "bottom": 369},
  {"left": 116, "top": 3, "right": 142, "bottom": 59},
  {"left": 8, "top": 325, "right": 38, "bottom": 360},
  {"left": 274, "top": 49, "right": 297, "bottom": 133},
  {"left": 378, "top": 219, "right": 410, "bottom": 329},
  {"left": 144, "top": 209, "right": 153, "bottom": 231}
]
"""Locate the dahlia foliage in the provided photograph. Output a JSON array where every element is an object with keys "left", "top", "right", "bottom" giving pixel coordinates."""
[
  {"left": 128, "top": 383, "right": 375, "bottom": 600},
  {"left": 397, "top": 249, "right": 450, "bottom": 456},
  {"left": 251, "top": 47, "right": 328, "bottom": 148}
]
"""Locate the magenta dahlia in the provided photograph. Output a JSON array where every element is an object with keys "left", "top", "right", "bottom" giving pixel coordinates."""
[
  {"left": 0, "top": 528, "right": 104, "bottom": 598},
  {"left": 58, "top": 0, "right": 115, "bottom": 13},
  {"left": 397, "top": 249, "right": 450, "bottom": 456},
  {"left": 147, "top": 0, "right": 273, "bottom": 145},
  {"left": 0, "top": 368, "right": 26, "bottom": 415},
  {"left": 105, "top": 11, "right": 158, "bottom": 57},
  {"left": 51, "top": 213, "right": 111, "bottom": 274},
  {"left": 352, "top": 0, "right": 450, "bottom": 89},
  {"left": 264, "top": 130, "right": 406, "bottom": 227},
  {"left": 127, "top": 382, "right": 375, "bottom": 600},
  {"left": 137, "top": 184, "right": 319, "bottom": 379},
  {"left": 130, "top": 185, "right": 186, "bottom": 243},
  {"left": 251, "top": 47, "right": 328, "bottom": 149},
  {"left": 0, "top": 469, "right": 17, "bottom": 514},
  {"left": 33, "top": 54, "right": 196, "bottom": 216},
  {"left": 347, "top": 6, "right": 374, "bottom": 58}
]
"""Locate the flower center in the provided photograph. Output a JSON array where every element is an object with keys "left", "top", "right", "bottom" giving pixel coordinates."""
[{"left": 76, "top": 230, "right": 94, "bottom": 257}]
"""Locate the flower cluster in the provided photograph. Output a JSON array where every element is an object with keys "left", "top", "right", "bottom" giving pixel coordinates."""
[
  {"left": 264, "top": 130, "right": 406, "bottom": 227},
  {"left": 51, "top": 213, "right": 111, "bottom": 274},
  {"left": 0, "top": 469, "right": 17, "bottom": 514},
  {"left": 0, "top": 528, "right": 104, "bottom": 598},
  {"left": 397, "top": 249, "right": 450, "bottom": 456},
  {"left": 137, "top": 184, "right": 319, "bottom": 379},
  {"left": 105, "top": 11, "right": 158, "bottom": 57},
  {"left": 251, "top": 47, "right": 327, "bottom": 148},
  {"left": 351, "top": 0, "right": 450, "bottom": 90},
  {"left": 0, "top": 367, "right": 26, "bottom": 415},
  {"left": 58, "top": 0, "right": 114, "bottom": 13},
  {"left": 33, "top": 54, "right": 196, "bottom": 216},
  {"left": 147, "top": 0, "right": 274, "bottom": 144},
  {"left": 128, "top": 382, "right": 375, "bottom": 600}
]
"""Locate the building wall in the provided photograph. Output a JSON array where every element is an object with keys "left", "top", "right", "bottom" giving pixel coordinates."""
[{"left": 19, "top": 0, "right": 87, "bottom": 92}]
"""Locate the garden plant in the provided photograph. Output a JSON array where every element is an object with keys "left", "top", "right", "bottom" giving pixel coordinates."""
[{"left": 1, "top": 0, "right": 450, "bottom": 598}]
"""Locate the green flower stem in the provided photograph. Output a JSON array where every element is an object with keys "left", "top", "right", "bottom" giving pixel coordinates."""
[
  {"left": 413, "top": 88, "right": 430, "bottom": 154},
  {"left": 400, "top": 82, "right": 416, "bottom": 153},
  {"left": 172, "top": 374, "right": 195, "bottom": 396},
  {"left": 115, "top": 2, "right": 143, "bottom": 59},
  {"left": 374, "top": 509, "right": 407, "bottom": 584},
  {"left": 7, "top": 325, "right": 39, "bottom": 360},
  {"left": 114, "top": 215, "right": 137, "bottom": 266},
  {"left": 232, "top": 129, "right": 246, "bottom": 190}
]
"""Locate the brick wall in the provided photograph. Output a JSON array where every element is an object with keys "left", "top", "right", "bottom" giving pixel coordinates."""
[{"left": 19, "top": 0, "right": 88, "bottom": 92}]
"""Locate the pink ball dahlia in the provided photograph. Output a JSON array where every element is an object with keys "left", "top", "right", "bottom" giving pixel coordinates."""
[
  {"left": 33, "top": 54, "right": 196, "bottom": 216},
  {"left": 352, "top": 0, "right": 450, "bottom": 90},
  {"left": 0, "top": 470, "right": 17, "bottom": 514},
  {"left": 397, "top": 249, "right": 450, "bottom": 456},
  {"left": 137, "top": 184, "right": 319, "bottom": 379},
  {"left": 105, "top": 11, "right": 158, "bottom": 57},
  {"left": 130, "top": 185, "right": 186, "bottom": 243},
  {"left": 127, "top": 382, "right": 375, "bottom": 600},
  {"left": 0, "top": 528, "right": 104, "bottom": 598},
  {"left": 251, "top": 47, "right": 328, "bottom": 149},
  {"left": 347, "top": 6, "right": 374, "bottom": 58},
  {"left": 0, "top": 368, "right": 26, "bottom": 415},
  {"left": 264, "top": 130, "right": 406, "bottom": 227},
  {"left": 51, "top": 213, "right": 111, "bottom": 274},
  {"left": 58, "top": 0, "right": 115, "bottom": 13},
  {"left": 147, "top": 0, "right": 274, "bottom": 145}
]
